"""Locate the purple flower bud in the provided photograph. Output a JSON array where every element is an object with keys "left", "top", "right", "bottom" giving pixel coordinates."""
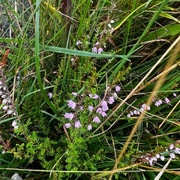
[
  {"left": 152, "top": 157, "right": 157, "bottom": 161},
  {"left": 174, "top": 148, "right": 180, "bottom": 154},
  {"left": 146, "top": 105, "right": 150, "bottom": 111},
  {"left": 101, "top": 111, "right": 107, "bottom": 117},
  {"left": 173, "top": 93, "right": 177, "bottom": 97},
  {"left": 133, "top": 110, "right": 138, "bottom": 115},
  {"left": 115, "top": 85, "right": 121, "bottom": 92},
  {"left": 7, "top": 110, "right": 13, "bottom": 115},
  {"left": 87, "top": 124, "right": 92, "bottom": 131},
  {"left": 64, "top": 123, "right": 71, "bottom": 128},
  {"left": 93, "top": 116, "right": 101, "bottom": 124},
  {"left": 160, "top": 156, "right": 165, "bottom": 161},
  {"left": 98, "top": 47, "right": 103, "bottom": 54},
  {"left": 2, "top": 105, "right": 8, "bottom": 110},
  {"left": 2, "top": 99, "right": 8, "bottom": 104},
  {"left": 12, "top": 120, "right": 17, "bottom": 127},
  {"left": 89, "top": 93, "right": 99, "bottom": 99},
  {"left": 92, "top": 47, "right": 98, "bottom": 53},
  {"left": 169, "top": 144, "right": 174, "bottom": 150},
  {"left": 48, "top": 92, "right": 53, "bottom": 99},
  {"left": 76, "top": 40, "right": 82, "bottom": 46},
  {"left": 88, "top": 106, "right": 94, "bottom": 112},
  {"left": 74, "top": 121, "right": 81, "bottom": 128},
  {"left": 96, "top": 107, "right": 102, "bottom": 114},
  {"left": 127, "top": 114, "right": 131, "bottom": 118},
  {"left": 101, "top": 100, "right": 109, "bottom": 111},
  {"left": 158, "top": 99, "right": 163, "bottom": 105},
  {"left": 169, "top": 153, "right": 175, "bottom": 159},
  {"left": 130, "top": 111, "right": 134, "bottom": 116},
  {"left": 142, "top": 104, "right": 146, "bottom": 109},
  {"left": 156, "top": 154, "right": 160, "bottom": 159},
  {"left": 67, "top": 100, "right": 76, "bottom": 109},
  {"left": 155, "top": 101, "right": 160, "bottom": 107},
  {"left": 149, "top": 158, "right": 153, "bottom": 166},
  {"left": 64, "top": 112, "right": 74, "bottom": 120},
  {"left": 108, "top": 96, "right": 115, "bottom": 104},
  {"left": 164, "top": 97, "right": 170, "bottom": 103}
]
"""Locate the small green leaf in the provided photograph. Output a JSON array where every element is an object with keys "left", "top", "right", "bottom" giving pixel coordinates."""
[{"left": 143, "top": 23, "right": 180, "bottom": 41}]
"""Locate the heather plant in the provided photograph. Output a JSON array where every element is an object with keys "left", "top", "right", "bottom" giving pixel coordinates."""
[{"left": 0, "top": 0, "right": 180, "bottom": 180}]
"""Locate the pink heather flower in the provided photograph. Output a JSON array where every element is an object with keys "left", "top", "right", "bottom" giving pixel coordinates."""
[
  {"left": 141, "top": 104, "right": 150, "bottom": 111},
  {"left": 155, "top": 99, "right": 163, "bottom": 107},
  {"left": 64, "top": 112, "right": 74, "bottom": 120},
  {"left": 169, "top": 153, "right": 175, "bottom": 159},
  {"left": 76, "top": 40, "right": 82, "bottom": 46},
  {"left": 149, "top": 158, "right": 153, "bottom": 166},
  {"left": 93, "top": 116, "right": 101, "bottom": 124},
  {"left": 98, "top": 47, "right": 103, "bottom": 54},
  {"left": 169, "top": 144, "right": 174, "bottom": 150},
  {"left": 92, "top": 47, "right": 98, "bottom": 53},
  {"left": 156, "top": 154, "right": 160, "bottom": 158},
  {"left": 108, "top": 96, "right": 115, "bottom": 104},
  {"left": 87, "top": 124, "right": 92, "bottom": 131},
  {"left": 164, "top": 97, "right": 170, "bottom": 103},
  {"left": 173, "top": 93, "right": 177, "bottom": 97},
  {"left": 95, "top": 42, "right": 99, "bottom": 46},
  {"left": 7, "top": 110, "right": 13, "bottom": 115},
  {"left": 14, "top": 126, "right": 18, "bottom": 130},
  {"left": 74, "top": 121, "right": 81, "bottom": 128},
  {"left": 64, "top": 123, "right": 71, "bottom": 128},
  {"left": 127, "top": 114, "right": 131, "bottom": 118},
  {"left": 174, "top": 148, "right": 180, "bottom": 154},
  {"left": 133, "top": 110, "right": 139, "bottom": 115},
  {"left": 2, "top": 105, "right": 8, "bottom": 110},
  {"left": 130, "top": 111, "right": 134, "bottom": 116},
  {"left": 101, "top": 100, "right": 109, "bottom": 111},
  {"left": 12, "top": 120, "right": 17, "bottom": 127},
  {"left": 2, "top": 99, "right": 8, "bottom": 104},
  {"left": 96, "top": 107, "right": 103, "bottom": 114},
  {"left": 48, "top": 92, "right": 53, "bottom": 99},
  {"left": 160, "top": 156, "right": 165, "bottom": 161},
  {"left": 152, "top": 157, "right": 157, "bottom": 161},
  {"left": 115, "top": 85, "right": 121, "bottom": 92},
  {"left": 88, "top": 106, "right": 94, "bottom": 112},
  {"left": 89, "top": 93, "right": 99, "bottom": 99},
  {"left": 67, "top": 100, "right": 76, "bottom": 109},
  {"left": 101, "top": 111, "right": 107, "bottom": 117},
  {"left": 142, "top": 104, "right": 146, "bottom": 109},
  {"left": 147, "top": 105, "right": 150, "bottom": 111},
  {"left": 140, "top": 107, "right": 144, "bottom": 112}
]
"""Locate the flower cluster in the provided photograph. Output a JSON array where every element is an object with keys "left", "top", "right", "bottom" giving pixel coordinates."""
[
  {"left": 0, "top": 69, "right": 19, "bottom": 130},
  {"left": 64, "top": 85, "right": 121, "bottom": 131},
  {"left": 127, "top": 93, "right": 178, "bottom": 118},
  {"left": 127, "top": 103, "right": 150, "bottom": 118},
  {"left": 136, "top": 144, "right": 180, "bottom": 166},
  {"left": 92, "top": 42, "right": 103, "bottom": 54}
]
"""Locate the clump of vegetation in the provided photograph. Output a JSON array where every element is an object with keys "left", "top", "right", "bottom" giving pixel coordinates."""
[{"left": 0, "top": 0, "right": 179, "bottom": 179}]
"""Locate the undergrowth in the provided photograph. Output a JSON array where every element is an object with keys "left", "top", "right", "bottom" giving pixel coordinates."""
[{"left": 0, "top": 0, "right": 180, "bottom": 179}]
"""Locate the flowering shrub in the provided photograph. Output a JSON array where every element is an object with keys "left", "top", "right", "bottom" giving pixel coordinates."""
[
  {"left": 63, "top": 85, "right": 121, "bottom": 131},
  {"left": 135, "top": 143, "right": 180, "bottom": 166}
]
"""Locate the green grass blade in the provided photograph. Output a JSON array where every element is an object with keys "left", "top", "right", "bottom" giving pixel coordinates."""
[
  {"left": 35, "top": 0, "right": 57, "bottom": 114},
  {"left": 40, "top": 45, "right": 129, "bottom": 59}
]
